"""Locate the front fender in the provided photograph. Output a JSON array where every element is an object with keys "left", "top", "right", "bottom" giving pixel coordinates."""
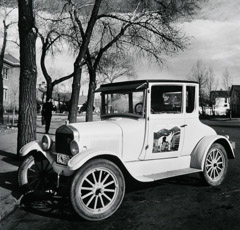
[
  {"left": 19, "top": 140, "right": 54, "bottom": 164},
  {"left": 19, "top": 140, "right": 44, "bottom": 156},
  {"left": 190, "top": 135, "right": 235, "bottom": 170},
  {"left": 67, "top": 149, "right": 123, "bottom": 171}
]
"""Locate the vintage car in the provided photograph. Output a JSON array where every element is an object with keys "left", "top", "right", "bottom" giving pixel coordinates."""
[{"left": 18, "top": 80, "right": 235, "bottom": 221}]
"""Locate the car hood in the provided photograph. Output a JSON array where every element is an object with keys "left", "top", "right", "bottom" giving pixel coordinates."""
[
  {"left": 67, "top": 117, "right": 145, "bottom": 159},
  {"left": 68, "top": 120, "right": 122, "bottom": 138},
  {"left": 68, "top": 120, "right": 123, "bottom": 155}
]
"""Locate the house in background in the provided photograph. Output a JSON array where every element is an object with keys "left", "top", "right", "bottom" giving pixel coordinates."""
[
  {"left": 2, "top": 53, "right": 20, "bottom": 111},
  {"left": 210, "top": 90, "right": 230, "bottom": 116},
  {"left": 230, "top": 85, "right": 240, "bottom": 117},
  {"left": 37, "top": 84, "right": 89, "bottom": 113}
]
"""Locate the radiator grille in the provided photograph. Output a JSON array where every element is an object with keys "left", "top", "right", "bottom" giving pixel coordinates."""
[{"left": 55, "top": 125, "right": 74, "bottom": 155}]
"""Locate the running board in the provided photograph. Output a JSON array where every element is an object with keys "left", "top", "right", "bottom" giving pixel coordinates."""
[{"left": 140, "top": 168, "right": 202, "bottom": 182}]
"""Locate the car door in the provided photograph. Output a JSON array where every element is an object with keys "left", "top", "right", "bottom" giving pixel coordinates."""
[{"left": 144, "top": 83, "right": 186, "bottom": 160}]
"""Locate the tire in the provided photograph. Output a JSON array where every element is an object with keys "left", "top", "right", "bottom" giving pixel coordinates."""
[
  {"left": 71, "top": 159, "right": 125, "bottom": 221},
  {"left": 201, "top": 143, "right": 228, "bottom": 186},
  {"left": 18, "top": 154, "right": 56, "bottom": 194}
]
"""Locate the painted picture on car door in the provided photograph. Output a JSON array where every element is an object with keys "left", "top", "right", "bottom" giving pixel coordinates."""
[{"left": 153, "top": 126, "right": 181, "bottom": 153}]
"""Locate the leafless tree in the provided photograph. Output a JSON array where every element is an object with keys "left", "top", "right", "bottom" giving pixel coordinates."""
[
  {"left": 83, "top": 52, "right": 136, "bottom": 121},
  {"left": 63, "top": 0, "right": 103, "bottom": 123},
  {"left": 97, "top": 52, "right": 136, "bottom": 84},
  {"left": 188, "top": 60, "right": 209, "bottom": 113},
  {"left": 205, "top": 67, "right": 218, "bottom": 116},
  {"left": 222, "top": 67, "right": 232, "bottom": 93},
  {"left": 65, "top": 0, "right": 200, "bottom": 123},
  {"left": 36, "top": 9, "right": 74, "bottom": 101},
  {"left": 206, "top": 67, "right": 218, "bottom": 100},
  {"left": 222, "top": 67, "right": 233, "bottom": 119}
]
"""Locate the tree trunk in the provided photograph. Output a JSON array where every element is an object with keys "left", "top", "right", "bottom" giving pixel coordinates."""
[
  {"left": 68, "top": 0, "right": 102, "bottom": 123},
  {"left": 0, "top": 20, "right": 8, "bottom": 124},
  {"left": 68, "top": 65, "right": 82, "bottom": 123},
  {"left": 46, "top": 82, "right": 53, "bottom": 101},
  {"left": 17, "top": 0, "right": 38, "bottom": 153},
  {"left": 86, "top": 70, "right": 96, "bottom": 122}
]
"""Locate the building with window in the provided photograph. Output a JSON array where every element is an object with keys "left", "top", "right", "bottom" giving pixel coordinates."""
[{"left": 2, "top": 53, "right": 20, "bottom": 111}]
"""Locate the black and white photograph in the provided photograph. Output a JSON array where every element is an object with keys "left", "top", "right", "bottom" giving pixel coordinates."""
[{"left": 0, "top": 0, "right": 240, "bottom": 229}]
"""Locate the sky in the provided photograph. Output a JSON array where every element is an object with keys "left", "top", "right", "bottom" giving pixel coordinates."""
[
  {"left": 136, "top": 0, "right": 240, "bottom": 89},
  {"left": 1, "top": 0, "right": 240, "bottom": 93}
]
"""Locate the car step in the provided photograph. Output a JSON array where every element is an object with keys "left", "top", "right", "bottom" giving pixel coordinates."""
[{"left": 142, "top": 168, "right": 202, "bottom": 181}]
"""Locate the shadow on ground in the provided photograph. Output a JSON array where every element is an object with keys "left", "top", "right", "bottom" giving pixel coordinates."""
[{"left": 0, "top": 150, "right": 19, "bottom": 167}]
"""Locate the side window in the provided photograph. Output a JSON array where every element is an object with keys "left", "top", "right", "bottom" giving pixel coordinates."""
[
  {"left": 3, "top": 87, "right": 8, "bottom": 101},
  {"left": 151, "top": 85, "right": 182, "bottom": 114},
  {"left": 2, "top": 67, "right": 9, "bottom": 80},
  {"left": 186, "top": 86, "right": 195, "bottom": 113}
]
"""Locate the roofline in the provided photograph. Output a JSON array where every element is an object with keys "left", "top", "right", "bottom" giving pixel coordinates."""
[{"left": 98, "top": 79, "right": 198, "bottom": 88}]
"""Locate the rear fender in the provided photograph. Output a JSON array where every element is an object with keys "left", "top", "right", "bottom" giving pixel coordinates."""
[
  {"left": 19, "top": 140, "right": 54, "bottom": 164},
  {"left": 190, "top": 135, "right": 235, "bottom": 170},
  {"left": 67, "top": 149, "right": 123, "bottom": 171}
]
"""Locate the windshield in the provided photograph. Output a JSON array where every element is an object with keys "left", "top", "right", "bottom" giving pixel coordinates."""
[{"left": 101, "top": 90, "right": 146, "bottom": 118}]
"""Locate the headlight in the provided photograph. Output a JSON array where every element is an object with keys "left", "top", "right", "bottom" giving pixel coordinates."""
[
  {"left": 70, "top": 140, "right": 80, "bottom": 156},
  {"left": 42, "top": 135, "right": 52, "bottom": 150}
]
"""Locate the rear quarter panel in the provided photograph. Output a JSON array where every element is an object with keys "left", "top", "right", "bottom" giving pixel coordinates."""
[{"left": 190, "top": 135, "right": 235, "bottom": 170}]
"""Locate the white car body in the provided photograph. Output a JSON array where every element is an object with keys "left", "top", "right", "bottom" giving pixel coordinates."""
[{"left": 20, "top": 80, "right": 235, "bottom": 181}]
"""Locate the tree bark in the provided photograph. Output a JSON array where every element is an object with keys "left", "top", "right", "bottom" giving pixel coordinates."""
[
  {"left": 86, "top": 69, "right": 96, "bottom": 122},
  {"left": 68, "top": 65, "right": 82, "bottom": 123},
  {"left": 17, "top": 0, "right": 37, "bottom": 153},
  {"left": 0, "top": 20, "right": 8, "bottom": 124}
]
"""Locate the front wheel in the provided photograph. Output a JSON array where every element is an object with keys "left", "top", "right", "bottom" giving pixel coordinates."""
[
  {"left": 18, "top": 154, "right": 56, "bottom": 194},
  {"left": 201, "top": 143, "right": 228, "bottom": 186},
  {"left": 71, "top": 159, "right": 125, "bottom": 221}
]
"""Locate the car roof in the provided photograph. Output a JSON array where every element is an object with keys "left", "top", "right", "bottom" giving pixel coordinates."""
[{"left": 96, "top": 79, "right": 198, "bottom": 93}]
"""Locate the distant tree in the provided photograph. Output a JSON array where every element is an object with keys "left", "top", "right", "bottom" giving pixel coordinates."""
[
  {"left": 17, "top": 0, "right": 38, "bottom": 153},
  {"left": 188, "top": 60, "right": 209, "bottom": 113},
  {"left": 222, "top": 67, "right": 232, "bottom": 93},
  {"left": 0, "top": 2, "right": 16, "bottom": 123},
  {"left": 205, "top": 67, "right": 218, "bottom": 102},
  {"left": 205, "top": 67, "right": 218, "bottom": 116},
  {"left": 97, "top": 52, "right": 136, "bottom": 84},
  {"left": 222, "top": 67, "right": 233, "bottom": 119}
]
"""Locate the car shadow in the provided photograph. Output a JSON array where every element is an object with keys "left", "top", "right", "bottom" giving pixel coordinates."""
[
  {"left": 19, "top": 173, "right": 205, "bottom": 222},
  {"left": 20, "top": 191, "right": 78, "bottom": 221},
  {"left": 0, "top": 171, "right": 21, "bottom": 199}
]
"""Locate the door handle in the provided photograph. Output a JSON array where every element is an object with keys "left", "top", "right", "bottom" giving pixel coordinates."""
[{"left": 180, "top": 124, "right": 187, "bottom": 128}]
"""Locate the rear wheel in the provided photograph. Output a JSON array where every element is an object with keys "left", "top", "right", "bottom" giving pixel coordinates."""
[
  {"left": 201, "top": 143, "right": 228, "bottom": 186},
  {"left": 71, "top": 159, "right": 125, "bottom": 221},
  {"left": 18, "top": 154, "right": 56, "bottom": 193}
]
